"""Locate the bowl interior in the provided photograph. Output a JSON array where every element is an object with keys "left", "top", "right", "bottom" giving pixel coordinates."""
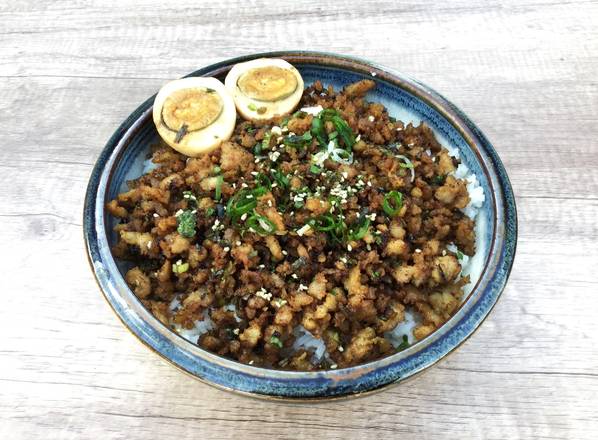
[{"left": 105, "top": 63, "right": 494, "bottom": 345}]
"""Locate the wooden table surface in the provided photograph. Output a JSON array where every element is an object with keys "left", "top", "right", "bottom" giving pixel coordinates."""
[{"left": 2, "top": 0, "right": 598, "bottom": 438}]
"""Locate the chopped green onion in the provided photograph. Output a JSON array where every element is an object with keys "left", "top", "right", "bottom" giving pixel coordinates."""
[
  {"left": 246, "top": 213, "right": 277, "bottom": 236},
  {"left": 433, "top": 175, "right": 445, "bottom": 185},
  {"left": 348, "top": 216, "right": 370, "bottom": 241},
  {"left": 311, "top": 116, "right": 328, "bottom": 147},
  {"left": 205, "top": 207, "right": 215, "bottom": 217},
  {"left": 270, "top": 335, "right": 283, "bottom": 348},
  {"left": 456, "top": 250, "right": 464, "bottom": 260},
  {"left": 308, "top": 214, "right": 337, "bottom": 232},
  {"left": 226, "top": 190, "right": 257, "bottom": 220},
  {"left": 329, "top": 131, "right": 338, "bottom": 139},
  {"left": 283, "top": 132, "right": 312, "bottom": 149},
  {"left": 213, "top": 165, "right": 222, "bottom": 174},
  {"left": 320, "top": 109, "right": 355, "bottom": 149},
  {"left": 309, "top": 164, "right": 321, "bottom": 174},
  {"left": 261, "top": 131, "right": 273, "bottom": 151},
  {"left": 397, "top": 335, "right": 410, "bottom": 351},
  {"left": 255, "top": 173, "right": 272, "bottom": 190},
  {"left": 382, "top": 191, "right": 403, "bottom": 217},
  {"left": 271, "top": 169, "right": 289, "bottom": 188},
  {"left": 177, "top": 210, "right": 196, "bottom": 238},
  {"left": 214, "top": 175, "right": 223, "bottom": 201},
  {"left": 172, "top": 261, "right": 189, "bottom": 274}
]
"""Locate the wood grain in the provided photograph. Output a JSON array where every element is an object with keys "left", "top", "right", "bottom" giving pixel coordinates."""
[{"left": 1, "top": 0, "right": 598, "bottom": 439}]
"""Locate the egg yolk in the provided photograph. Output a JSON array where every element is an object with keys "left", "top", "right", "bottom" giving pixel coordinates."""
[
  {"left": 161, "top": 88, "right": 223, "bottom": 132},
  {"left": 237, "top": 66, "right": 298, "bottom": 102}
]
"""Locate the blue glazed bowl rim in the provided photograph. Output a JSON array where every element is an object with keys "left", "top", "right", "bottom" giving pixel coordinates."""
[{"left": 84, "top": 50, "right": 517, "bottom": 399}]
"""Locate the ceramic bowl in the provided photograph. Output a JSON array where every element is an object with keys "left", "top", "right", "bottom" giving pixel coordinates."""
[{"left": 84, "top": 51, "right": 517, "bottom": 399}]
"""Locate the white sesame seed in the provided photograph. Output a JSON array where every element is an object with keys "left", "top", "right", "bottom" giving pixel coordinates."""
[
  {"left": 282, "top": 250, "right": 288, "bottom": 255},
  {"left": 175, "top": 209, "right": 184, "bottom": 217},
  {"left": 233, "top": 328, "right": 240, "bottom": 335},
  {"left": 396, "top": 126, "right": 403, "bottom": 131},
  {"left": 271, "top": 183, "right": 278, "bottom": 188},
  {"left": 249, "top": 360, "right": 254, "bottom": 365},
  {"left": 371, "top": 71, "right": 377, "bottom": 77},
  {"left": 340, "top": 257, "right": 347, "bottom": 264},
  {"left": 355, "top": 134, "right": 361, "bottom": 142},
  {"left": 146, "top": 240, "right": 152, "bottom": 249},
  {"left": 258, "top": 264, "right": 265, "bottom": 269},
  {"left": 223, "top": 247, "right": 230, "bottom": 252},
  {"left": 153, "top": 213, "right": 160, "bottom": 218},
  {"left": 271, "top": 126, "right": 282, "bottom": 135},
  {"left": 251, "top": 171, "right": 258, "bottom": 176},
  {"left": 442, "top": 250, "right": 447, "bottom": 256},
  {"left": 240, "top": 213, "right": 248, "bottom": 221},
  {"left": 338, "top": 346, "right": 344, "bottom": 352},
  {"left": 367, "top": 181, "right": 372, "bottom": 187},
  {"left": 296, "top": 224, "right": 311, "bottom": 236},
  {"left": 291, "top": 273, "right": 298, "bottom": 279},
  {"left": 298, "top": 284, "right": 308, "bottom": 291},
  {"left": 368, "top": 115, "right": 375, "bottom": 122},
  {"left": 236, "top": 241, "right": 242, "bottom": 246},
  {"left": 415, "top": 248, "right": 422, "bottom": 253},
  {"left": 241, "top": 182, "right": 248, "bottom": 188},
  {"left": 347, "top": 244, "right": 353, "bottom": 251},
  {"left": 330, "top": 364, "right": 338, "bottom": 369}
]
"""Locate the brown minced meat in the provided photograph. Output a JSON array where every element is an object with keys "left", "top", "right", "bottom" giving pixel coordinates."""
[{"left": 107, "top": 79, "right": 475, "bottom": 370}]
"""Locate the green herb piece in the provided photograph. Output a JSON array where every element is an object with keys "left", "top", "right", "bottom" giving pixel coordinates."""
[
  {"left": 283, "top": 132, "right": 312, "bottom": 149},
  {"left": 271, "top": 169, "right": 289, "bottom": 188},
  {"left": 399, "top": 161, "right": 414, "bottom": 169},
  {"left": 432, "top": 175, "right": 445, "bottom": 185},
  {"left": 246, "top": 126, "right": 256, "bottom": 134},
  {"left": 226, "top": 190, "right": 258, "bottom": 221},
  {"left": 213, "top": 165, "right": 222, "bottom": 174},
  {"left": 294, "top": 201, "right": 304, "bottom": 209},
  {"left": 292, "top": 110, "right": 307, "bottom": 118},
  {"left": 456, "top": 250, "right": 464, "bottom": 260},
  {"left": 246, "top": 213, "right": 277, "bottom": 236},
  {"left": 397, "top": 335, "right": 410, "bottom": 351},
  {"left": 214, "top": 175, "right": 223, "bottom": 201},
  {"left": 348, "top": 216, "right": 371, "bottom": 241},
  {"left": 172, "top": 260, "right": 189, "bottom": 274},
  {"left": 382, "top": 191, "right": 403, "bottom": 217},
  {"left": 174, "top": 123, "right": 188, "bottom": 143},
  {"left": 389, "top": 116, "right": 397, "bottom": 123},
  {"left": 261, "top": 131, "right": 273, "bottom": 151},
  {"left": 177, "top": 210, "right": 196, "bottom": 238},
  {"left": 320, "top": 109, "right": 355, "bottom": 149},
  {"left": 248, "top": 103, "right": 257, "bottom": 112},
  {"left": 308, "top": 214, "right": 337, "bottom": 232},
  {"left": 311, "top": 116, "right": 328, "bottom": 147},
  {"left": 309, "top": 164, "right": 321, "bottom": 174},
  {"left": 281, "top": 116, "right": 290, "bottom": 127},
  {"left": 205, "top": 207, "right": 215, "bottom": 217},
  {"left": 329, "top": 131, "right": 338, "bottom": 139},
  {"left": 255, "top": 172, "right": 272, "bottom": 190},
  {"left": 371, "top": 271, "right": 381, "bottom": 278},
  {"left": 270, "top": 335, "right": 283, "bottom": 348}
]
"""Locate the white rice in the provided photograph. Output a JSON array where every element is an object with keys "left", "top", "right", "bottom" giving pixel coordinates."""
[{"left": 160, "top": 141, "right": 487, "bottom": 359}]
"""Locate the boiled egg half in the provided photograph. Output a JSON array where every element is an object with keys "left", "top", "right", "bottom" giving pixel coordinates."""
[
  {"left": 152, "top": 77, "right": 236, "bottom": 156},
  {"left": 225, "top": 58, "right": 304, "bottom": 121}
]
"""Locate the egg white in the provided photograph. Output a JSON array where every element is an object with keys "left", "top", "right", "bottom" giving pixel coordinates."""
[
  {"left": 152, "top": 77, "right": 236, "bottom": 156},
  {"left": 224, "top": 58, "right": 304, "bottom": 122}
]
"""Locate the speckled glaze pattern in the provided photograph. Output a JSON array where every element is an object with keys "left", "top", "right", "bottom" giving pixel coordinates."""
[{"left": 84, "top": 51, "right": 517, "bottom": 399}]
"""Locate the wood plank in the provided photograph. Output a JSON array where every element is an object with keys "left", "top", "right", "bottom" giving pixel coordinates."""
[{"left": 2, "top": 0, "right": 598, "bottom": 438}]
